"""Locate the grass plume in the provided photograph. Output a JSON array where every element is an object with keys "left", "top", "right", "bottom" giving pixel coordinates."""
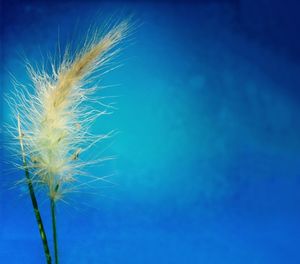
[
  {"left": 6, "top": 19, "right": 130, "bottom": 263},
  {"left": 9, "top": 20, "right": 129, "bottom": 201}
]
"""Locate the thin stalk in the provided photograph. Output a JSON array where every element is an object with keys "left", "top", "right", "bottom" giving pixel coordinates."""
[
  {"left": 17, "top": 114, "right": 52, "bottom": 264},
  {"left": 51, "top": 197, "right": 58, "bottom": 264}
]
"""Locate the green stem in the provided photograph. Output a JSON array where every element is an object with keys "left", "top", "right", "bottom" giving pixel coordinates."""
[
  {"left": 25, "top": 166, "right": 52, "bottom": 264},
  {"left": 51, "top": 198, "right": 58, "bottom": 264},
  {"left": 18, "top": 114, "right": 52, "bottom": 263}
]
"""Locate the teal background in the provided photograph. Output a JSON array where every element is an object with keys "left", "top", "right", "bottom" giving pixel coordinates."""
[{"left": 1, "top": 0, "right": 300, "bottom": 263}]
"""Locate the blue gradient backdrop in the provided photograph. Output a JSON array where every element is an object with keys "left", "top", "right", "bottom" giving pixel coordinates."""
[{"left": 1, "top": 0, "right": 300, "bottom": 263}]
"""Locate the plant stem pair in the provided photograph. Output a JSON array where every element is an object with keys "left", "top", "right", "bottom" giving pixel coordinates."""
[{"left": 18, "top": 115, "right": 58, "bottom": 264}]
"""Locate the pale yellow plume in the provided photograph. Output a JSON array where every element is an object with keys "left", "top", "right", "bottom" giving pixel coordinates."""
[
  {"left": 52, "top": 20, "right": 128, "bottom": 108},
  {"left": 10, "top": 20, "right": 129, "bottom": 201}
]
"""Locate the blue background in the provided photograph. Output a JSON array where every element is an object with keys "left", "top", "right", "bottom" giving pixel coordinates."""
[{"left": 1, "top": 0, "right": 300, "bottom": 263}]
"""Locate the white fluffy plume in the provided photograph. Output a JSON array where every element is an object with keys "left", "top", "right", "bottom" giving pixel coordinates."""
[{"left": 7, "top": 20, "right": 129, "bottom": 201}]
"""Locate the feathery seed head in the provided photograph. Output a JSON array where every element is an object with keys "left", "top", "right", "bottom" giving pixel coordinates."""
[{"left": 8, "top": 20, "right": 129, "bottom": 201}]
